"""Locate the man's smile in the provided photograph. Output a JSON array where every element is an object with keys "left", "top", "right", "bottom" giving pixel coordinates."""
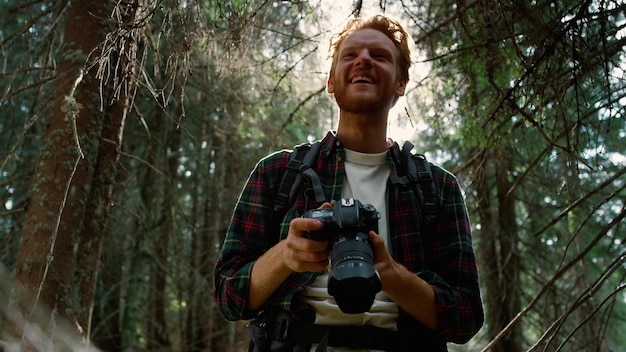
[{"left": 351, "top": 75, "right": 374, "bottom": 84}]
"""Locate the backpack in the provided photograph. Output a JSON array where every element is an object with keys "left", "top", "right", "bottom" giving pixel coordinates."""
[{"left": 272, "top": 140, "right": 437, "bottom": 229}]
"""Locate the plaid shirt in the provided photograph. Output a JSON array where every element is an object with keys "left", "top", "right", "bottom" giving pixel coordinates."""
[{"left": 215, "top": 131, "right": 484, "bottom": 344}]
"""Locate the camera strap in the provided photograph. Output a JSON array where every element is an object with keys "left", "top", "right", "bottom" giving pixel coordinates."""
[{"left": 274, "top": 140, "right": 437, "bottom": 237}]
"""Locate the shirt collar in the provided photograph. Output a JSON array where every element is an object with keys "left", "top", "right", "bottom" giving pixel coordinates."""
[{"left": 319, "top": 130, "right": 404, "bottom": 160}]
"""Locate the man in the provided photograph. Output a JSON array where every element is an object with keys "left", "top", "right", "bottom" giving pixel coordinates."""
[{"left": 215, "top": 15, "right": 484, "bottom": 351}]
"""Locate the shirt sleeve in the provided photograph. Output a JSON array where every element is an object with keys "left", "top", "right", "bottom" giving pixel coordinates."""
[
  {"left": 213, "top": 151, "right": 288, "bottom": 321},
  {"left": 419, "top": 167, "right": 484, "bottom": 343}
]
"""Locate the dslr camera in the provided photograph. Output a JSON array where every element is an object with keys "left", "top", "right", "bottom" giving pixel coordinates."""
[{"left": 303, "top": 198, "right": 381, "bottom": 314}]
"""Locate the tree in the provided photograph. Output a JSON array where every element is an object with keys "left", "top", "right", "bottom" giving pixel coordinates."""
[
  {"left": 403, "top": 0, "right": 626, "bottom": 350},
  {"left": 3, "top": 1, "right": 139, "bottom": 350},
  {"left": 2, "top": 0, "right": 327, "bottom": 348}
]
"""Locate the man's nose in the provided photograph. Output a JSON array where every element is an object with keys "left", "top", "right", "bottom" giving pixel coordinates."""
[{"left": 355, "top": 50, "right": 372, "bottom": 66}]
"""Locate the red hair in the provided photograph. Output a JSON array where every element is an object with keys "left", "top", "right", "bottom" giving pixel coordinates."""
[{"left": 328, "top": 15, "right": 412, "bottom": 83}]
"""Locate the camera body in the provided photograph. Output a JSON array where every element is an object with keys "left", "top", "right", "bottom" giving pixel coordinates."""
[{"left": 303, "top": 198, "right": 381, "bottom": 314}]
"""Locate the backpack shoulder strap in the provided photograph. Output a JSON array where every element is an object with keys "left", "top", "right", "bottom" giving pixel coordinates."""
[
  {"left": 410, "top": 151, "right": 437, "bottom": 227},
  {"left": 390, "top": 141, "right": 437, "bottom": 227},
  {"left": 273, "top": 141, "right": 324, "bottom": 216}
]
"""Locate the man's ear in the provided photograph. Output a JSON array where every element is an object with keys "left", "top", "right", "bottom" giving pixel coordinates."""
[
  {"left": 391, "top": 79, "right": 408, "bottom": 108},
  {"left": 327, "top": 74, "right": 335, "bottom": 94},
  {"left": 395, "top": 78, "right": 407, "bottom": 97}
]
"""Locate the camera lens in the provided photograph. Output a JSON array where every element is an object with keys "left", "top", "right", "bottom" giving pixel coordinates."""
[{"left": 328, "top": 233, "right": 381, "bottom": 314}]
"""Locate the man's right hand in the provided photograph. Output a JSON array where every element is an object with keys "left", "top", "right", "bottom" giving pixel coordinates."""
[
  {"left": 247, "top": 206, "right": 331, "bottom": 311},
  {"left": 282, "top": 217, "right": 330, "bottom": 273}
]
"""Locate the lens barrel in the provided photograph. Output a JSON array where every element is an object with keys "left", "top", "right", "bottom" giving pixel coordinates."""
[{"left": 328, "top": 233, "right": 381, "bottom": 314}]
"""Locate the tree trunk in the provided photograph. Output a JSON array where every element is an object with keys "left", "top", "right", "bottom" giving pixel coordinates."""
[
  {"left": 7, "top": 0, "right": 135, "bottom": 349},
  {"left": 189, "top": 125, "right": 208, "bottom": 351},
  {"left": 147, "top": 109, "right": 178, "bottom": 350},
  {"left": 476, "top": 147, "right": 523, "bottom": 352},
  {"left": 8, "top": 0, "right": 108, "bottom": 348}
]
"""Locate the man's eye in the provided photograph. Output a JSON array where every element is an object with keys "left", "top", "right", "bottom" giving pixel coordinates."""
[{"left": 373, "top": 53, "right": 391, "bottom": 60}]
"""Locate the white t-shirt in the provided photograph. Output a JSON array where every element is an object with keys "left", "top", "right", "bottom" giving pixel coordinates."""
[{"left": 299, "top": 149, "right": 398, "bottom": 351}]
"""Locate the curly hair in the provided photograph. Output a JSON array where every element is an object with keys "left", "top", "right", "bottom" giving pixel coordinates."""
[{"left": 328, "top": 15, "right": 412, "bottom": 83}]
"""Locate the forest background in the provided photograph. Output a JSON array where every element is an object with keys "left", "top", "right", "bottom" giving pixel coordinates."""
[{"left": 0, "top": 0, "right": 624, "bottom": 351}]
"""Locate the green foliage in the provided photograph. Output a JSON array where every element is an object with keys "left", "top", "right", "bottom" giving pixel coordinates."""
[{"left": 404, "top": 0, "right": 626, "bottom": 350}]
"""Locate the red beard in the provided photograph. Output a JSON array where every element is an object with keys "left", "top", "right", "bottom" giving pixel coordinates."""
[{"left": 333, "top": 84, "right": 394, "bottom": 114}]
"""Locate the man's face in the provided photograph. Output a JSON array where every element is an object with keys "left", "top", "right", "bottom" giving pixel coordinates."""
[{"left": 328, "top": 28, "right": 407, "bottom": 114}]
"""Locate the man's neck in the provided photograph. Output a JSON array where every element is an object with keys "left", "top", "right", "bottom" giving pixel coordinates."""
[{"left": 336, "top": 111, "right": 389, "bottom": 153}]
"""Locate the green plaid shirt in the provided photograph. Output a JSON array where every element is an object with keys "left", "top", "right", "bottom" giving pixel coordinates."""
[{"left": 214, "top": 131, "right": 483, "bottom": 344}]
